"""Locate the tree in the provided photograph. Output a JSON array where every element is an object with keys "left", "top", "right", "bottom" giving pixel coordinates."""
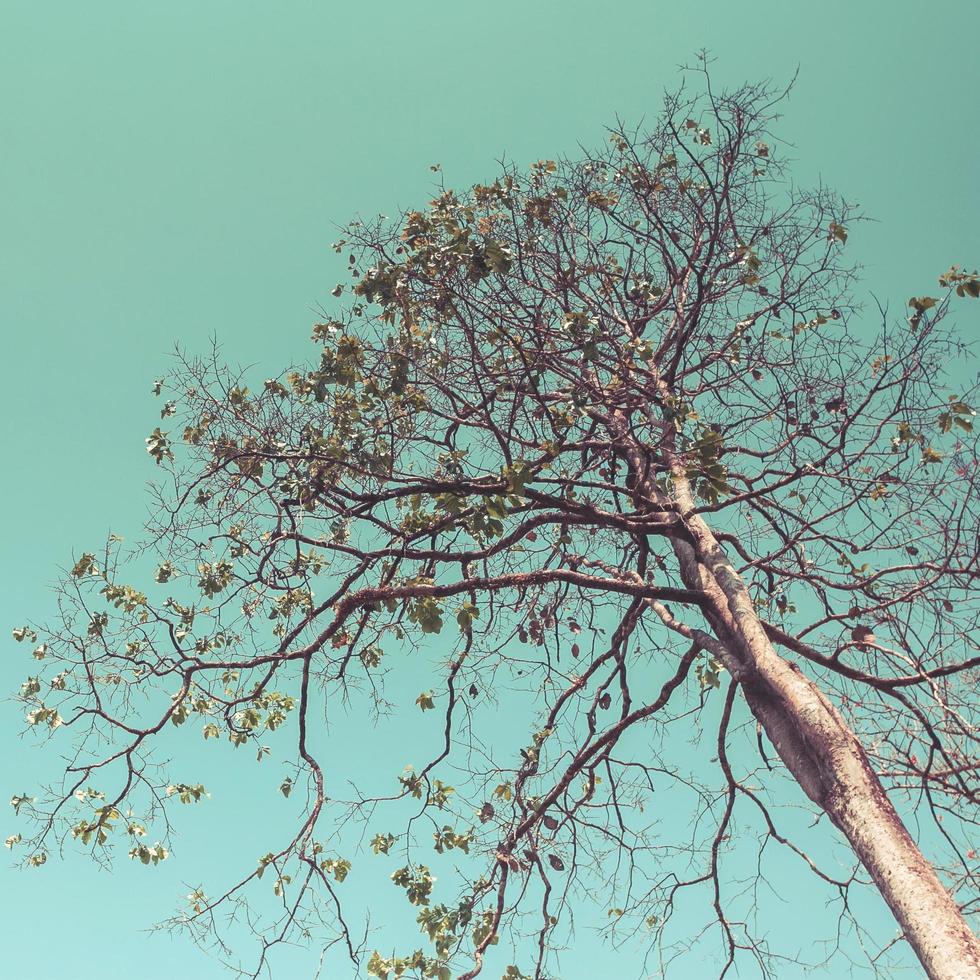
[{"left": 10, "top": 67, "right": 980, "bottom": 979}]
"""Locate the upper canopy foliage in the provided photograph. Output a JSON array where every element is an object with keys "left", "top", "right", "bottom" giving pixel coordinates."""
[{"left": 10, "top": 66, "right": 980, "bottom": 979}]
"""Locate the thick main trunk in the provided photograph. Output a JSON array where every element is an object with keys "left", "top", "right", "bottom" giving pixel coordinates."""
[
  {"left": 734, "top": 638, "right": 980, "bottom": 980},
  {"left": 675, "top": 513, "right": 980, "bottom": 980}
]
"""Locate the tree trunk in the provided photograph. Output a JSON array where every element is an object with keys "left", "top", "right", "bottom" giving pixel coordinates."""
[{"left": 674, "top": 509, "right": 980, "bottom": 979}]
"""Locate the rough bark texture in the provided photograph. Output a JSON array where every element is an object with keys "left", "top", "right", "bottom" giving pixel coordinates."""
[{"left": 678, "top": 507, "right": 980, "bottom": 979}]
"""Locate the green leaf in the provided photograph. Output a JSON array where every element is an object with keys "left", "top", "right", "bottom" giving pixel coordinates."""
[
  {"left": 129, "top": 842, "right": 168, "bottom": 865},
  {"left": 408, "top": 596, "right": 444, "bottom": 634},
  {"left": 320, "top": 857, "right": 351, "bottom": 882},
  {"left": 483, "top": 239, "right": 513, "bottom": 275},
  {"left": 390, "top": 864, "right": 434, "bottom": 906},
  {"left": 501, "top": 459, "right": 534, "bottom": 496},
  {"left": 145, "top": 428, "right": 174, "bottom": 465},
  {"left": 166, "top": 783, "right": 208, "bottom": 804},
  {"left": 10, "top": 793, "right": 35, "bottom": 815},
  {"left": 371, "top": 833, "right": 396, "bottom": 855},
  {"left": 695, "top": 655, "right": 725, "bottom": 690},
  {"left": 197, "top": 560, "right": 234, "bottom": 598},
  {"left": 455, "top": 601, "right": 480, "bottom": 632}
]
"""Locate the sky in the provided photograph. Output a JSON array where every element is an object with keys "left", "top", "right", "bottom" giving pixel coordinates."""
[{"left": 1, "top": 1, "right": 977, "bottom": 977}]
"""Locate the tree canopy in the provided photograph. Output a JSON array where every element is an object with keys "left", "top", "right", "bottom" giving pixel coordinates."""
[{"left": 10, "top": 68, "right": 980, "bottom": 979}]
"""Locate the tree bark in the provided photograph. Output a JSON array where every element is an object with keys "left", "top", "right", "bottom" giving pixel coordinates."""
[{"left": 676, "top": 507, "right": 980, "bottom": 980}]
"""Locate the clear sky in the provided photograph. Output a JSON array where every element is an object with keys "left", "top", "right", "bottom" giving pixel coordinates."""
[{"left": 1, "top": 2, "right": 977, "bottom": 978}]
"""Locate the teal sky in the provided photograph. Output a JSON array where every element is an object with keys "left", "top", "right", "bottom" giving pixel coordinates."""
[{"left": 2, "top": 2, "right": 977, "bottom": 978}]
